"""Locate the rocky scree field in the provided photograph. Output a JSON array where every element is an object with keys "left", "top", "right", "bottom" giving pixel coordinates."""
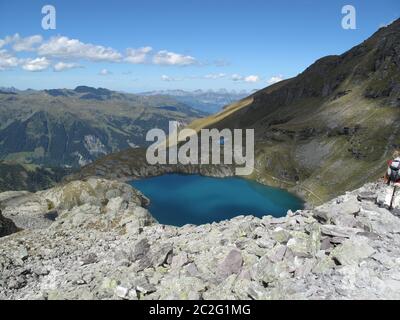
[{"left": 1, "top": 178, "right": 400, "bottom": 299}]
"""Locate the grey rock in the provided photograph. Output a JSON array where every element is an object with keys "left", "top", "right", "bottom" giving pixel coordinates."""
[
  {"left": 0, "top": 210, "right": 19, "bottom": 237},
  {"left": 151, "top": 244, "right": 173, "bottom": 266},
  {"left": 217, "top": 249, "right": 243, "bottom": 278},
  {"left": 357, "top": 191, "right": 377, "bottom": 202},
  {"left": 321, "top": 225, "right": 363, "bottom": 238},
  {"left": 171, "top": 252, "right": 189, "bottom": 269},
  {"left": 331, "top": 236, "right": 375, "bottom": 266},
  {"left": 81, "top": 253, "right": 98, "bottom": 266},
  {"left": 132, "top": 239, "right": 150, "bottom": 261}
]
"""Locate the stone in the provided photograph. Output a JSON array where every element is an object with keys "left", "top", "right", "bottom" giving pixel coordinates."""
[
  {"left": 255, "top": 256, "right": 290, "bottom": 284},
  {"left": 320, "top": 237, "right": 333, "bottom": 251},
  {"left": 286, "top": 231, "right": 314, "bottom": 257},
  {"left": 132, "top": 238, "right": 150, "bottom": 261},
  {"left": 171, "top": 252, "right": 189, "bottom": 269},
  {"left": 81, "top": 253, "right": 98, "bottom": 266},
  {"left": 271, "top": 227, "right": 290, "bottom": 243},
  {"left": 376, "top": 185, "right": 395, "bottom": 209},
  {"left": 330, "top": 236, "right": 375, "bottom": 266},
  {"left": 337, "top": 200, "right": 360, "bottom": 215},
  {"left": 151, "top": 244, "right": 173, "bottom": 266},
  {"left": 185, "top": 263, "right": 200, "bottom": 277},
  {"left": 115, "top": 286, "right": 129, "bottom": 299},
  {"left": 294, "top": 257, "right": 315, "bottom": 278},
  {"left": 357, "top": 191, "right": 377, "bottom": 202},
  {"left": 320, "top": 225, "right": 363, "bottom": 238},
  {"left": 331, "top": 214, "right": 359, "bottom": 228},
  {"left": 312, "top": 256, "right": 336, "bottom": 274},
  {"left": 0, "top": 210, "right": 19, "bottom": 237},
  {"left": 217, "top": 249, "right": 243, "bottom": 278},
  {"left": 308, "top": 223, "right": 321, "bottom": 255},
  {"left": 266, "top": 244, "right": 286, "bottom": 263},
  {"left": 313, "top": 209, "right": 331, "bottom": 223},
  {"left": 134, "top": 278, "right": 156, "bottom": 295}
]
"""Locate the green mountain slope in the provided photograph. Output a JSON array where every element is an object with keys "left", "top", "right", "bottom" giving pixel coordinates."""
[
  {"left": 0, "top": 86, "right": 206, "bottom": 167},
  {"left": 188, "top": 19, "right": 400, "bottom": 205},
  {"left": 0, "top": 161, "right": 73, "bottom": 192}
]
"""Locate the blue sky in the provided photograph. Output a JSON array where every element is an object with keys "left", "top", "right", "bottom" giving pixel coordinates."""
[{"left": 0, "top": 0, "right": 398, "bottom": 92}]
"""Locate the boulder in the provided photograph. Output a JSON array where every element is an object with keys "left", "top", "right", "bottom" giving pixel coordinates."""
[
  {"left": 271, "top": 227, "right": 290, "bottom": 243},
  {"left": 266, "top": 244, "right": 286, "bottom": 263},
  {"left": 0, "top": 210, "right": 19, "bottom": 237},
  {"left": 171, "top": 252, "right": 190, "bottom": 269},
  {"left": 217, "top": 249, "right": 243, "bottom": 278},
  {"left": 255, "top": 256, "right": 290, "bottom": 284},
  {"left": 321, "top": 225, "right": 363, "bottom": 238},
  {"left": 357, "top": 191, "right": 377, "bottom": 202},
  {"left": 330, "top": 236, "right": 375, "bottom": 266}
]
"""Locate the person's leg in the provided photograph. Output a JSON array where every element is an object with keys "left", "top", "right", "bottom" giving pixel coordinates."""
[{"left": 385, "top": 173, "right": 390, "bottom": 185}]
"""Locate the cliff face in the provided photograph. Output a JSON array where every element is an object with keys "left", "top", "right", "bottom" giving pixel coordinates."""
[
  {"left": 1, "top": 178, "right": 400, "bottom": 300},
  {"left": 183, "top": 19, "right": 400, "bottom": 205}
]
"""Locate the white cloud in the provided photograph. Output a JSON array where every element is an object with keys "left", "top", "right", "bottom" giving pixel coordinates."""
[
  {"left": 53, "top": 62, "right": 82, "bottom": 72},
  {"left": 244, "top": 75, "right": 260, "bottom": 83},
  {"left": 0, "top": 34, "right": 43, "bottom": 51},
  {"left": 99, "top": 68, "right": 111, "bottom": 76},
  {"left": 161, "top": 74, "right": 181, "bottom": 81},
  {"left": 267, "top": 75, "right": 284, "bottom": 85},
  {"left": 12, "top": 34, "right": 43, "bottom": 52},
  {"left": 231, "top": 74, "right": 261, "bottom": 83},
  {"left": 0, "top": 35, "right": 15, "bottom": 49},
  {"left": 125, "top": 46, "right": 152, "bottom": 64},
  {"left": 0, "top": 49, "right": 20, "bottom": 70},
  {"left": 1, "top": 33, "right": 204, "bottom": 71},
  {"left": 231, "top": 74, "right": 243, "bottom": 81},
  {"left": 204, "top": 73, "right": 226, "bottom": 79},
  {"left": 22, "top": 57, "right": 50, "bottom": 72},
  {"left": 0, "top": 39, "right": 8, "bottom": 49},
  {"left": 38, "top": 36, "right": 122, "bottom": 62},
  {"left": 153, "top": 50, "right": 197, "bottom": 66}
]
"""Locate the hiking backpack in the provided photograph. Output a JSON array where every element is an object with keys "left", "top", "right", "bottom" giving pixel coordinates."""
[{"left": 388, "top": 157, "right": 400, "bottom": 183}]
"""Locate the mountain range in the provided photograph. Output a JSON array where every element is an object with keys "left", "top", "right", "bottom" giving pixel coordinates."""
[
  {"left": 0, "top": 86, "right": 206, "bottom": 168},
  {"left": 139, "top": 89, "right": 250, "bottom": 114}
]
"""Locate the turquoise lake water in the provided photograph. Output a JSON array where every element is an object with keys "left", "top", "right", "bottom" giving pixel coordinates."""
[{"left": 131, "top": 174, "right": 304, "bottom": 226}]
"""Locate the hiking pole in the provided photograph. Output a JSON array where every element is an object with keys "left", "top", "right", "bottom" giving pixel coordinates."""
[{"left": 389, "top": 185, "right": 397, "bottom": 210}]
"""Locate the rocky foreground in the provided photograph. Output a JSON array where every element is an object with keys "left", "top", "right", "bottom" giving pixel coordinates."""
[{"left": 1, "top": 178, "right": 400, "bottom": 300}]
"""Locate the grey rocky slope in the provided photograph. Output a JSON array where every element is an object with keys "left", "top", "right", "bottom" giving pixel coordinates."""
[{"left": 1, "top": 178, "right": 400, "bottom": 299}]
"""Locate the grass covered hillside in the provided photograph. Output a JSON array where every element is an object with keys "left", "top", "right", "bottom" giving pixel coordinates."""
[{"left": 0, "top": 161, "right": 73, "bottom": 192}]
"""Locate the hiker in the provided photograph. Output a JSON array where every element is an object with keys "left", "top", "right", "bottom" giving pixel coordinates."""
[{"left": 385, "top": 151, "right": 400, "bottom": 185}]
